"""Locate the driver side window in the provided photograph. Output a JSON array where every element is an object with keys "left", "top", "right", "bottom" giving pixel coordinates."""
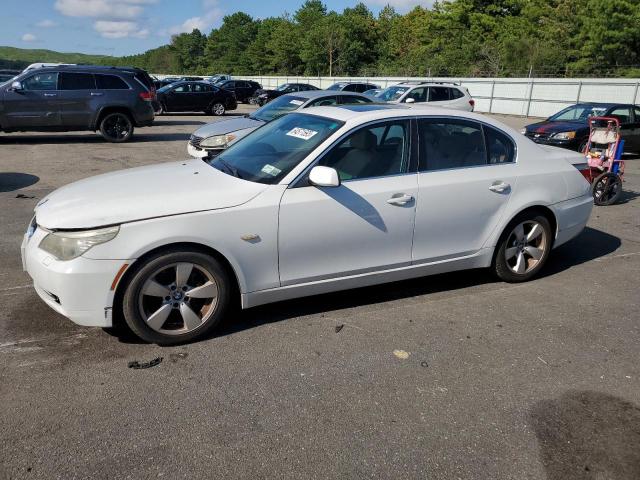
[
  {"left": 173, "top": 84, "right": 191, "bottom": 93},
  {"left": 318, "top": 121, "right": 409, "bottom": 181},
  {"left": 23, "top": 72, "right": 59, "bottom": 91}
]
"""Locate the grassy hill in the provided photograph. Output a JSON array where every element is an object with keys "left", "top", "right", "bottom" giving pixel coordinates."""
[{"left": 0, "top": 46, "right": 116, "bottom": 70}]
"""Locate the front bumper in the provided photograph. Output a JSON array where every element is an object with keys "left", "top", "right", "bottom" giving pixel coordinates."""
[
  {"left": 21, "top": 227, "right": 131, "bottom": 328},
  {"left": 551, "top": 194, "right": 594, "bottom": 248}
]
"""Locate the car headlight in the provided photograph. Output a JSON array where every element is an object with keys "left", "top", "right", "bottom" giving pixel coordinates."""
[
  {"left": 552, "top": 131, "right": 576, "bottom": 140},
  {"left": 200, "top": 134, "right": 236, "bottom": 148},
  {"left": 39, "top": 226, "right": 119, "bottom": 261}
]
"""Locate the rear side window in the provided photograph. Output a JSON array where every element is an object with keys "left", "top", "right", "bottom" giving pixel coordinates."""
[
  {"left": 485, "top": 127, "right": 516, "bottom": 164},
  {"left": 429, "top": 87, "right": 450, "bottom": 102},
  {"left": 418, "top": 119, "right": 486, "bottom": 171},
  {"left": 343, "top": 84, "right": 359, "bottom": 92},
  {"left": 96, "top": 74, "right": 129, "bottom": 90},
  {"left": 450, "top": 88, "right": 464, "bottom": 99},
  {"left": 59, "top": 72, "right": 96, "bottom": 90}
]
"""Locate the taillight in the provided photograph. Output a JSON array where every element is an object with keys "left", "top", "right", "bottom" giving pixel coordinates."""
[
  {"left": 575, "top": 163, "right": 591, "bottom": 182},
  {"left": 469, "top": 99, "right": 475, "bottom": 110},
  {"left": 139, "top": 91, "right": 154, "bottom": 101}
]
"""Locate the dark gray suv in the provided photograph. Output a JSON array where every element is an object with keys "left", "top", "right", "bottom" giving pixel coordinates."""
[{"left": 0, "top": 65, "right": 155, "bottom": 142}]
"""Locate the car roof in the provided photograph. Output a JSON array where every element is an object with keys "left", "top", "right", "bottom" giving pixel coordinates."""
[
  {"left": 298, "top": 104, "right": 508, "bottom": 127},
  {"left": 393, "top": 82, "right": 463, "bottom": 88},
  {"left": 34, "top": 65, "right": 139, "bottom": 75},
  {"left": 284, "top": 90, "right": 370, "bottom": 100}
]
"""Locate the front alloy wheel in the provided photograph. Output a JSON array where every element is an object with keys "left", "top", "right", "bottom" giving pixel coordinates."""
[
  {"left": 494, "top": 213, "right": 552, "bottom": 282},
  {"left": 122, "top": 250, "right": 231, "bottom": 344}
]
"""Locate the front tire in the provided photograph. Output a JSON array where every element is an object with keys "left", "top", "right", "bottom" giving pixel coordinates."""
[
  {"left": 121, "top": 249, "right": 232, "bottom": 345},
  {"left": 99, "top": 112, "right": 134, "bottom": 143},
  {"left": 493, "top": 213, "right": 552, "bottom": 282}
]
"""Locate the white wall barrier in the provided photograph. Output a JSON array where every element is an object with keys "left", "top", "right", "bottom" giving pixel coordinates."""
[{"left": 155, "top": 74, "right": 640, "bottom": 118}]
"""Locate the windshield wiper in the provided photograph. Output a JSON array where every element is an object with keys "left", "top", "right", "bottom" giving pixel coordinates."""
[{"left": 216, "top": 158, "right": 243, "bottom": 179}]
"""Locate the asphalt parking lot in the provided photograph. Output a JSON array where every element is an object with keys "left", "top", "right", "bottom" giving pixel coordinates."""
[{"left": 1, "top": 106, "right": 639, "bottom": 479}]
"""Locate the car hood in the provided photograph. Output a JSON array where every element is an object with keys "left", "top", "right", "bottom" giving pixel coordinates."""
[
  {"left": 525, "top": 120, "right": 587, "bottom": 134},
  {"left": 36, "top": 159, "right": 267, "bottom": 229},
  {"left": 193, "top": 116, "right": 264, "bottom": 138}
]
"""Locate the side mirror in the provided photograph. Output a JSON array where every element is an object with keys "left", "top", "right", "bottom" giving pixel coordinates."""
[
  {"left": 10, "top": 80, "right": 23, "bottom": 91},
  {"left": 405, "top": 97, "right": 415, "bottom": 104},
  {"left": 309, "top": 166, "right": 340, "bottom": 187}
]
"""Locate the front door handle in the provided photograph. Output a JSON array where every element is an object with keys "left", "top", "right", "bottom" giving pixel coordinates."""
[
  {"left": 387, "top": 193, "right": 414, "bottom": 206},
  {"left": 43, "top": 93, "right": 57, "bottom": 97},
  {"left": 489, "top": 181, "right": 510, "bottom": 193},
  {"left": 90, "top": 92, "right": 103, "bottom": 96}
]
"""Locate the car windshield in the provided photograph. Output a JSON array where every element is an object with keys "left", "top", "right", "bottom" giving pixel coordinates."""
[
  {"left": 207, "top": 113, "right": 343, "bottom": 185},
  {"left": 376, "top": 86, "right": 410, "bottom": 101},
  {"left": 250, "top": 95, "right": 307, "bottom": 122},
  {"left": 549, "top": 105, "right": 609, "bottom": 121},
  {"left": 327, "top": 83, "right": 347, "bottom": 91}
]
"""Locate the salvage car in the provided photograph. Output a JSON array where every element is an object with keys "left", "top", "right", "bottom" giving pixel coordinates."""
[
  {"left": 154, "top": 81, "right": 237, "bottom": 115},
  {"left": 253, "top": 83, "right": 320, "bottom": 105},
  {"left": 376, "top": 82, "right": 475, "bottom": 111},
  {"left": 326, "top": 82, "right": 380, "bottom": 93},
  {"left": 188, "top": 90, "right": 372, "bottom": 158},
  {"left": 522, "top": 103, "right": 640, "bottom": 152},
  {"left": 22, "top": 104, "right": 593, "bottom": 345},
  {"left": 215, "top": 80, "right": 262, "bottom": 103}
]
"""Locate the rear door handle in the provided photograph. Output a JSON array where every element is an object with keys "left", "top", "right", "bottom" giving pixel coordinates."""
[
  {"left": 43, "top": 93, "right": 57, "bottom": 97},
  {"left": 90, "top": 92, "right": 103, "bottom": 96},
  {"left": 489, "top": 181, "right": 510, "bottom": 193},
  {"left": 387, "top": 193, "right": 414, "bottom": 206}
]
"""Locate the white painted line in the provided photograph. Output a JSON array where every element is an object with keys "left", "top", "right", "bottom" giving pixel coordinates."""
[{"left": 0, "top": 284, "right": 31, "bottom": 292}]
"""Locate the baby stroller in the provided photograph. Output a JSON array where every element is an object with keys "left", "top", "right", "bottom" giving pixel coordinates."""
[{"left": 583, "top": 116, "right": 625, "bottom": 205}]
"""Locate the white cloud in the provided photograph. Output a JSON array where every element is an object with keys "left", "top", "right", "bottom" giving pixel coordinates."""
[
  {"left": 55, "top": 0, "right": 156, "bottom": 20},
  {"left": 167, "top": 0, "right": 222, "bottom": 35},
  {"left": 22, "top": 33, "right": 37, "bottom": 42},
  {"left": 93, "top": 20, "right": 148, "bottom": 39},
  {"left": 36, "top": 19, "right": 57, "bottom": 27}
]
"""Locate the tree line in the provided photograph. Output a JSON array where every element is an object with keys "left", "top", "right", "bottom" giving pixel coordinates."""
[{"left": 105, "top": 0, "right": 640, "bottom": 77}]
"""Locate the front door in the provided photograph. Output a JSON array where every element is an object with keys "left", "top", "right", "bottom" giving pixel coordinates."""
[
  {"left": 278, "top": 119, "right": 417, "bottom": 285},
  {"left": 413, "top": 118, "right": 517, "bottom": 262},
  {"left": 2, "top": 71, "right": 61, "bottom": 128},
  {"left": 166, "top": 83, "right": 193, "bottom": 111}
]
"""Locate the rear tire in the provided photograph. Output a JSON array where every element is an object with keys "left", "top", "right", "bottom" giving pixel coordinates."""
[
  {"left": 121, "top": 249, "right": 232, "bottom": 345},
  {"left": 493, "top": 212, "right": 552, "bottom": 283},
  {"left": 99, "top": 112, "right": 134, "bottom": 143},
  {"left": 210, "top": 102, "right": 225, "bottom": 116},
  {"left": 592, "top": 172, "right": 622, "bottom": 206}
]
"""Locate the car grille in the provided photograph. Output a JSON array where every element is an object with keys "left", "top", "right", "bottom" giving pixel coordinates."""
[
  {"left": 190, "top": 135, "right": 203, "bottom": 147},
  {"left": 525, "top": 132, "right": 553, "bottom": 142}
]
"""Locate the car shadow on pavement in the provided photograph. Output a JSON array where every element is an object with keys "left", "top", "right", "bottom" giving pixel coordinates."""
[
  {"left": 152, "top": 120, "right": 208, "bottom": 126},
  {"left": 0, "top": 133, "right": 189, "bottom": 144},
  {"left": 0, "top": 172, "right": 39, "bottom": 192},
  {"left": 530, "top": 391, "right": 640, "bottom": 480}
]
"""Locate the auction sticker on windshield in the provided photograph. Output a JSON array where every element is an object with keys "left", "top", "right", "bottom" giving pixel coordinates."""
[
  {"left": 261, "top": 164, "right": 282, "bottom": 176},
  {"left": 289, "top": 100, "right": 304, "bottom": 106},
  {"left": 286, "top": 127, "right": 318, "bottom": 140}
]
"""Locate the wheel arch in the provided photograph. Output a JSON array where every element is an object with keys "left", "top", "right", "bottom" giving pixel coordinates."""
[
  {"left": 489, "top": 204, "right": 558, "bottom": 256},
  {"left": 94, "top": 106, "right": 134, "bottom": 130},
  {"left": 111, "top": 241, "right": 243, "bottom": 328}
]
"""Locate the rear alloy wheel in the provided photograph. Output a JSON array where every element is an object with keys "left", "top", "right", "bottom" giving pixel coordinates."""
[
  {"left": 494, "top": 214, "right": 552, "bottom": 282},
  {"left": 122, "top": 250, "right": 231, "bottom": 345},
  {"left": 210, "top": 102, "right": 225, "bottom": 116},
  {"left": 592, "top": 172, "right": 622, "bottom": 206},
  {"left": 156, "top": 103, "right": 166, "bottom": 115},
  {"left": 100, "top": 112, "right": 133, "bottom": 142}
]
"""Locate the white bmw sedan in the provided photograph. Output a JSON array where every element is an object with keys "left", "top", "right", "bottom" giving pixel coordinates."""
[{"left": 22, "top": 105, "right": 593, "bottom": 344}]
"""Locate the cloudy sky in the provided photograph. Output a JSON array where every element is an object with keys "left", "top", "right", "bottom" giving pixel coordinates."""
[{"left": 0, "top": 0, "right": 430, "bottom": 56}]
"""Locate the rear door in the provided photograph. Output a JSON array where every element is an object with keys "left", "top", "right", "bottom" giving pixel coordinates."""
[
  {"left": 413, "top": 118, "right": 518, "bottom": 262},
  {"left": 2, "top": 71, "right": 61, "bottom": 128},
  {"left": 165, "top": 83, "right": 193, "bottom": 111},
  {"left": 191, "top": 83, "right": 213, "bottom": 111},
  {"left": 58, "top": 72, "right": 96, "bottom": 128}
]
